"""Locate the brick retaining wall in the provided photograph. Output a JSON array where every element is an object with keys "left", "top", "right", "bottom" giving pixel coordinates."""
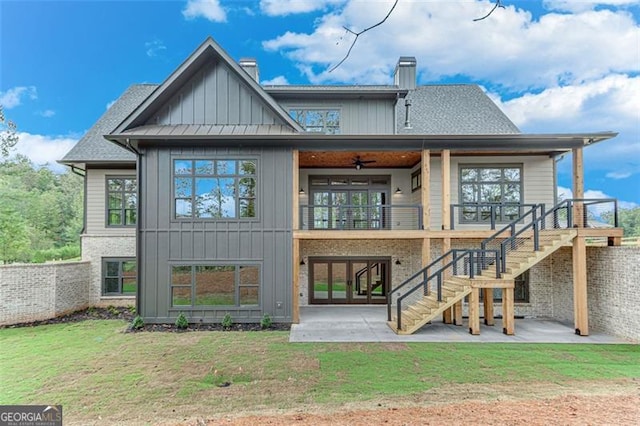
[{"left": 0, "top": 261, "right": 91, "bottom": 326}]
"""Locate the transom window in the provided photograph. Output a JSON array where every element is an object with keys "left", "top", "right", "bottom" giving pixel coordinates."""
[
  {"left": 289, "top": 109, "right": 340, "bottom": 134},
  {"left": 173, "top": 159, "right": 256, "bottom": 219},
  {"left": 103, "top": 258, "right": 136, "bottom": 296},
  {"left": 106, "top": 177, "right": 136, "bottom": 226},
  {"left": 171, "top": 264, "right": 260, "bottom": 307},
  {"left": 459, "top": 165, "right": 522, "bottom": 222}
]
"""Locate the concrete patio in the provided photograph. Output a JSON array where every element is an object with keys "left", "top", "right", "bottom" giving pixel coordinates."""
[{"left": 289, "top": 306, "right": 630, "bottom": 343}]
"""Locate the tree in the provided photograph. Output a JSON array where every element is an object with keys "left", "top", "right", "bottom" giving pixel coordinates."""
[
  {"left": 0, "top": 105, "right": 19, "bottom": 157},
  {"left": 0, "top": 207, "right": 30, "bottom": 263},
  {"left": 603, "top": 207, "right": 640, "bottom": 237}
]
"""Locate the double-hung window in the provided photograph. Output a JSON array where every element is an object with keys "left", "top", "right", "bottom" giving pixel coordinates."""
[
  {"left": 106, "top": 177, "right": 136, "bottom": 226},
  {"left": 459, "top": 165, "right": 522, "bottom": 223},
  {"left": 173, "top": 159, "right": 257, "bottom": 219}
]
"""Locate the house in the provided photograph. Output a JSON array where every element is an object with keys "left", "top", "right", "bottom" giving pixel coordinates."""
[{"left": 60, "top": 37, "right": 622, "bottom": 335}]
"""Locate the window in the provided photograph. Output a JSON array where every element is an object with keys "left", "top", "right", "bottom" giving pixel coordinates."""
[
  {"left": 173, "top": 159, "right": 256, "bottom": 219},
  {"left": 106, "top": 177, "right": 136, "bottom": 226},
  {"left": 103, "top": 258, "right": 136, "bottom": 296},
  {"left": 289, "top": 109, "right": 340, "bottom": 134},
  {"left": 411, "top": 170, "right": 421, "bottom": 192},
  {"left": 479, "top": 271, "right": 530, "bottom": 303},
  {"left": 170, "top": 264, "right": 260, "bottom": 307},
  {"left": 459, "top": 165, "right": 522, "bottom": 222}
]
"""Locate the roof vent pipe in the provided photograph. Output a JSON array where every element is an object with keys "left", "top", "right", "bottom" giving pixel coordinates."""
[
  {"left": 239, "top": 57, "right": 259, "bottom": 82},
  {"left": 404, "top": 99, "right": 412, "bottom": 129}
]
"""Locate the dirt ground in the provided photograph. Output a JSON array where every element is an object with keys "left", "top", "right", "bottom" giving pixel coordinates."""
[{"left": 184, "top": 380, "right": 640, "bottom": 426}]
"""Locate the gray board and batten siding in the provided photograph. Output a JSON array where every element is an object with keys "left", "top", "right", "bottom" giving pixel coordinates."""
[{"left": 137, "top": 145, "right": 293, "bottom": 323}]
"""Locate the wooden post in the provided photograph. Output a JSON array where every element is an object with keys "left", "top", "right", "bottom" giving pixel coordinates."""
[
  {"left": 483, "top": 288, "right": 495, "bottom": 326},
  {"left": 469, "top": 288, "right": 480, "bottom": 335},
  {"left": 422, "top": 149, "right": 430, "bottom": 230},
  {"left": 502, "top": 287, "right": 514, "bottom": 335},
  {"left": 442, "top": 237, "right": 453, "bottom": 324},
  {"left": 573, "top": 236, "right": 589, "bottom": 335},
  {"left": 422, "top": 238, "right": 430, "bottom": 268},
  {"left": 292, "top": 150, "right": 300, "bottom": 324},
  {"left": 453, "top": 300, "right": 463, "bottom": 326},
  {"left": 441, "top": 149, "right": 451, "bottom": 231},
  {"left": 572, "top": 147, "right": 584, "bottom": 228}
]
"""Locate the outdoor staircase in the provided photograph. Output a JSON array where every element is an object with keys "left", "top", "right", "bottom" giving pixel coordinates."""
[{"left": 387, "top": 201, "right": 591, "bottom": 335}]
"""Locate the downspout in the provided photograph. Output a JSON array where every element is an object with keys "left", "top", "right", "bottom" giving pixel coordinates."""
[
  {"left": 70, "top": 165, "right": 87, "bottom": 236},
  {"left": 132, "top": 139, "right": 144, "bottom": 318}
]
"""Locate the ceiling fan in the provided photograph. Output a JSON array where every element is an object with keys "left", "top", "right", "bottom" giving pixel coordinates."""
[{"left": 352, "top": 156, "right": 376, "bottom": 170}]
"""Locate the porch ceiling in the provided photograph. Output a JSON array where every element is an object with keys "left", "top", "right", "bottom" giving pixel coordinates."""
[{"left": 299, "top": 151, "right": 422, "bottom": 168}]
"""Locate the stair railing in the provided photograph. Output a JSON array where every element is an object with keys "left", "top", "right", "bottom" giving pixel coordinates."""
[{"left": 388, "top": 248, "right": 500, "bottom": 330}]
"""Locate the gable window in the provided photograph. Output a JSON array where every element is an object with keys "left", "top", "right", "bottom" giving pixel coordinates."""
[
  {"left": 289, "top": 109, "right": 340, "bottom": 134},
  {"left": 103, "top": 258, "right": 136, "bottom": 296},
  {"left": 106, "top": 177, "right": 136, "bottom": 226},
  {"left": 173, "top": 159, "right": 256, "bottom": 219},
  {"left": 171, "top": 264, "right": 260, "bottom": 307},
  {"left": 459, "top": 165, "right": 522, "bottom": 223}
]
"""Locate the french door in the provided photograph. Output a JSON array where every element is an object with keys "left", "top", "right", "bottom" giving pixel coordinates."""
[
  {"left": 310, "top": 190, "right": 388, "bottom": 230},
  {"left": 309, "top": 258, "right": 390, "bottom": 304}
]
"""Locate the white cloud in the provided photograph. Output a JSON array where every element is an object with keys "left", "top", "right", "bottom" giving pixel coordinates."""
[
  {"left": 262, "top": 0, "right": 639, "bottom": 88},
  {"left": 261, "top": 75, "right": 289, "bottom": 85},
  {"left": 37, "top": 109, "right": 55, "bottom": 118},
  {"left": 145, "top": 39, "right": 167, "bottom": 57},
  {"left": 182, "top": 0, "right": 226, "bottom": 22},
  {"left": 492, "top": 74, "right": 640, "bottom": 179},
  {"left": 12, "top": 132, "right": 78, "bottom": 173},
  {"left": 0, "top": 86, "right": 37, "bottom": 109},
  {"left": 557, "top": 186, "right": 638, "bottom": 210},
  {"left": 260, "top": 0, "right": 346, "bottom": 17},
  {"left": 544, "top": 0, "right": 640, "bottom": 12},
  {"left": 605, "top": 171, "right": 632, "bottom": 179}
]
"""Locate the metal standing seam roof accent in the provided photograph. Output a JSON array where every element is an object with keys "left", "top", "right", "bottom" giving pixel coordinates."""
[
  {"left": 397, "top": 85, "right": 521, "bottom": 135},
  {"left": 119, "top": 124, "right": 299, "bottom": 137},
  {"left": 59, "top": 84, "right": 158, "bottom": 164}
]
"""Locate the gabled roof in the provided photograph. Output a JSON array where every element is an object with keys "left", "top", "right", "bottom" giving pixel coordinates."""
[
  {"left": 111, "top": 37, "right": 303, "bottom": 135},
  {"left": 397, "top": 85, "right": 521, "bottom": 135},
  {"left": 59, "top": 84, "right": 157, "bottom": 165}
]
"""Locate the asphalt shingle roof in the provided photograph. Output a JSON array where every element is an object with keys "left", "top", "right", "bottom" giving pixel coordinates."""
[
  {"left": 60, "top": 84, "right": 158, "bottom": 164},
  {"left": 397, "top": 85, "right": 521, "bottom": 135}
]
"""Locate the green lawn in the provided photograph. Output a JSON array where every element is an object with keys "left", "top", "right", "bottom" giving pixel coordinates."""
[{"left": 0, "top": 320, "right": 638, "bottom": 424}]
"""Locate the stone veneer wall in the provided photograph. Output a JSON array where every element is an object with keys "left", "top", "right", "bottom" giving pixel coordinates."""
[
  {"left": 0, "top": 261, "right": 90, "bottom": 326},
  {"left": 81, "top": 235, "right": 136, "bottom": 306},
  {"left": 550, "top": 246, "right": 640, "bottom": 341}
]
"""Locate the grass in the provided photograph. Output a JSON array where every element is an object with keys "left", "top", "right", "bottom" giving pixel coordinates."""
[{"left": 0, "top": 320, "right": 639, "bottom": 423}]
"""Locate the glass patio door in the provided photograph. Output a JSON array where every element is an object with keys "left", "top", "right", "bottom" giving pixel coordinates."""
[{"left": 310, "top": 258, "right": 389, "bottom": 304}]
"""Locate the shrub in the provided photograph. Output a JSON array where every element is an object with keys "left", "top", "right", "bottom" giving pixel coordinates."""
[
  {"left": 221, "top": 313, "right": 233, "bottom": 329},
  {"left": 128, "top": 305, "right": 136, "bottom": 314},
  {"left": 175, "top": 312, "right": 189, "bottom": 329},
  {"left": 131, "top": 315, "right": 144, "bottom": 330},
  {"left": 31, "top": 245, "right": 81, "bottom": 263},
  {"left": 260, "top": 313, "right": 272, "bottom": 330},
  {"left": 107, "top": 305, "right": 120, "bottom": 316}
]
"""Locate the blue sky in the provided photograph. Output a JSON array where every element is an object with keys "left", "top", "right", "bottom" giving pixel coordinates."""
[{"left": 1, "top": 0, "right": 639, "bottom": 207}]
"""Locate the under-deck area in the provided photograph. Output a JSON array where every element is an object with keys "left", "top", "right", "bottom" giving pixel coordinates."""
[{"left": 289, "top": 306, "right": 628, "bottom": 343}]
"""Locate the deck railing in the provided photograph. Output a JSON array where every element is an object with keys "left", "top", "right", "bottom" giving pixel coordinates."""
[
  {"left": 299, "top": 204, "right": 422, "bottom": 230},
  {"left": 450, "top": 203, "right": 540, "bottom": 230}
]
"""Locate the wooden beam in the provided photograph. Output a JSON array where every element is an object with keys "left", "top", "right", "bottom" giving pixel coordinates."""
[
  {"left": 422, "top": 238, "right": 430, "bottom": 268},
  {"left": 422, "top": 149, "right": 430, "bottom": 230},
  {"left": 292, "top": 238, "right": 300, "bottom": 324},
  {"left": 572, "top": 147, "right": 584, "bottom": 228},
  {"left": 441, "top": 149, "right": 451, "bottom": 230},
  {"left": 292, "top": 149, "right": 300, "bottom": 230},
  {"left": 573, "top": 236, "right": 589, "bottom": 335},
  {"left": 469, "top": 288, "right": 480, "bottom": 335},
  {"left": 483, "top": 288, "right": 495, "bottom": 326},
  {"left": 502, "top": 287, "right": 514, "bottom": 335}
]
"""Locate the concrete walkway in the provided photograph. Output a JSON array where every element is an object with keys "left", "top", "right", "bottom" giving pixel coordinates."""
[{"left": 289, "top": 306, "right": 629, "bottom": 343}]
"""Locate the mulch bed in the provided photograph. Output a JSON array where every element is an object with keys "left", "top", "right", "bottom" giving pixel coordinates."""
[{"left": 1, "top": 307, "right": 290, "bottom": 332}]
